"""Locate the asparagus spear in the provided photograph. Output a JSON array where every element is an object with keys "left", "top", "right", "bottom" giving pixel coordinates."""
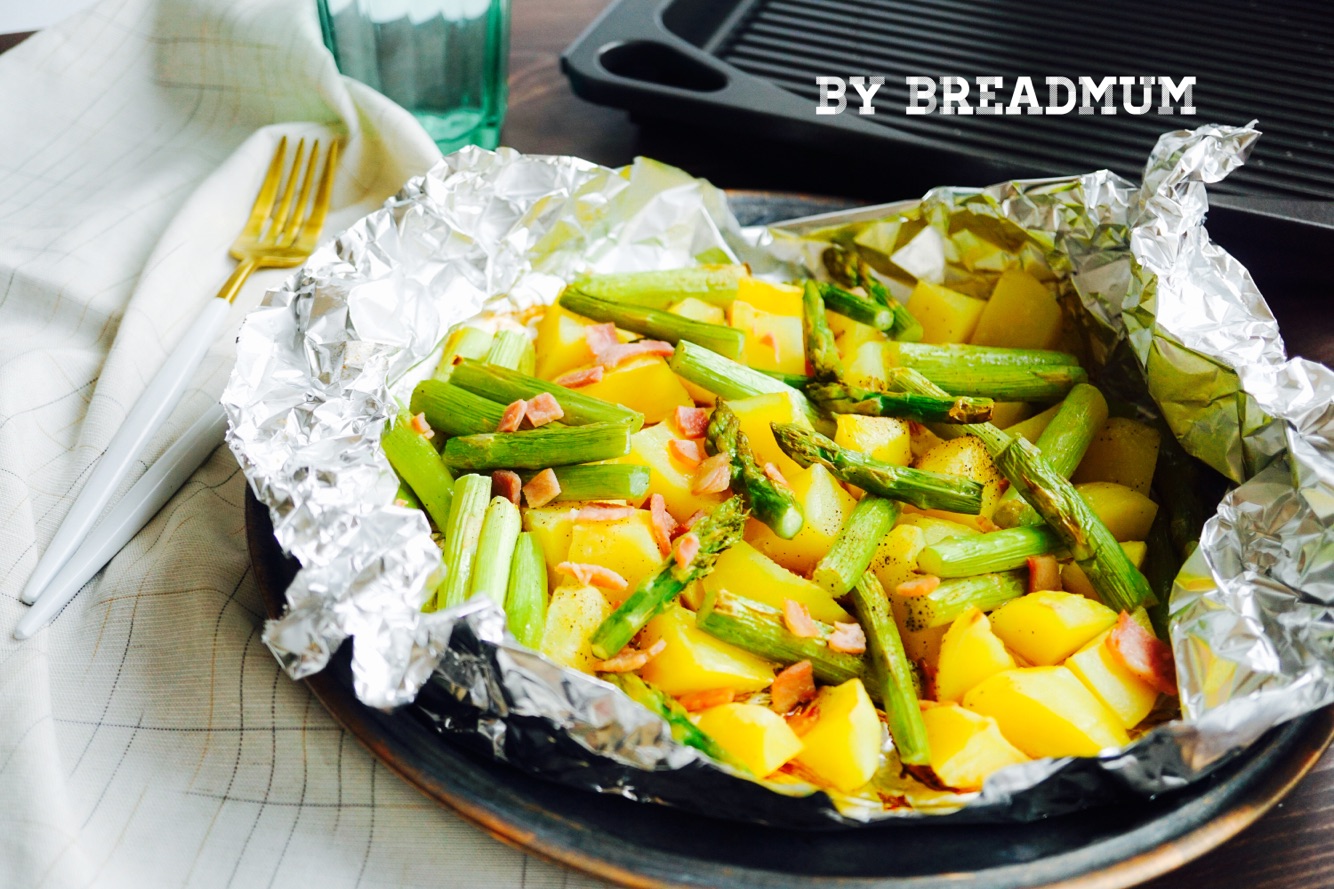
[
  {"left": 431, "top": 325, "right": 493, "bottom": 381},
  {"left": 822, "top": 246, "right": 923, "bottom": 341},
  {"left": 801, "top": 280, "right": 845, "bottom": 381},
  {"left": 505, "top": 532, "right": 547, "bottom": 647},
  {"left": 908, "top": 364, "right": 1087, "bottom": 402},
  {"left": 771, "top": 423, "right": 984, "bottom": 514},
  {"left": 590, "top": 497, "right": 747, "bottom": 658},
  {"left": 444, "top": 422, "right": 632, "bottom": 472},
  {"left": 608, "top": 674, "right": 732, "bottom": 763},
  {"left": 668, "top": 341, "right": 832, "bottom": 435},
  {"left": 707, "top": 401, "right": 803, "bottom": 539},
  {"left": 468, "top": 496, "right": 522, "bottom": 607},
  {"left": 755, "top": 368, "right": 812, "bottom": 389},
  {"left": 917, "top": 526, "right": 1064, "bottom": 577},
  {"left": 889, "top": 341, "right": 1081, "bottom": 371},
  {"left": 381, "top": 410, "right": 454, "bottom": 530},
  {"left": 517, "top": 464, "right": 650, "bottom": 503},
  {"left": 899, "top": 571, "right": 1027, "bottom": 631},
  {"left": 694, "top": 588, "right": 866, "bottom": 686},
  {"left": 434, "top": 474, "right": 493, "bottom": 611},
  {"left": 816, "top": 281, "right": 894, "bottom": 331},
  {"left": 850, "top": 572, "right": 930, "bottom": 766},
  {"left": 993, "top": 383, "right": 1107, "bottom": 528},
  {"left": 484, "top": 329, "right": 536, "bottom": 375},
  {"left": 812, "top": 496, "right": 900, "bottom": 596},
  {"left": 393, "top": 480, "right": 421, "bottom": 511},
  {"left": 879, "top": 370, "right": 1153, "bottom": 612},
  {"left": 566, "top": 264, "right": 746, "bottom": 310},
  {"left": 450, "top": 360, "right": 643, "bottom": 430},
  {"left": 558, "top": 289, "right": 745, "bottom": 359},
  {"left": 806, "top": 381, "right": 994, "bottom": 424},
  {"left": 410, "top": 379, "right": 507, "bottom": 437}
]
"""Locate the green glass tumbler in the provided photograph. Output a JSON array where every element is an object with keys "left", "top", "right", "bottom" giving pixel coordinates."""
[{"left": 317, "top": 0, "right": 509, "bottom": 152}]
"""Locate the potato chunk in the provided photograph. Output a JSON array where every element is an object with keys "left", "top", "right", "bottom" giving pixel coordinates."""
[
  {"left": 608, "top": 422, "right": 725, "bottom": 521},
  {"left": 963, "top": 666, "right": 1130, "bottom": 757},
  {"left": 640, "top": 605, "right": 774, "bottom": 696},
  {"left": 1072, "top": 417, "right": 1161, "bottom": 496},
  {"left": 988, "top": 590, "right": 1118, "bottom": 666},
  {"left": 728, "top": 391, "right": 813, "bottom": 480},
  {"left": 1076, "top": 482, "right": 1158, "bottom": 542},
  {"left": 1066, "top": 629, "right": 1160, "bottom": 729},
  {"left": 936, "top": 607, "right": 1017, "bottom": 703},
  {"left": 908, "top": 281, "right": 986, "bottom": 344},
  {"left": 540, "top": 583, "right": 612, "bottom": 672},
  {"left": 702, "top": 540, "right": 851, "bottom": 623},
  {"left": 695, "top": 704, "right": 804, "bottom": 777},
  {"left": 746, "top": 463, "right": 856, "bottom": 576},
  {"left": 912, "top": 436, "right": 1006, "bottom": 530},
  {"left": 921, "top": 702, "right": 1029, "bottom": 791},
  {"left": 835, "top": 415, "right": 911, "bottom": 467},
  {"left": 970, "top": 268, "right": 1063, "bottom": 350},
  {"left": 793, "top": 679, "right": 883, "bottom": 792},
  {"left": 730, "top": 300, "right": 805, "bottom": 375},
  {"left": 567, "top": 511, "right": 662, "bottom": 604}
]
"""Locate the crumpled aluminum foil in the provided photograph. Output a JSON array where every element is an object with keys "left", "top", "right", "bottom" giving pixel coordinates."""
[{"left": 223, "top": 125, "right": 1334, "bottom": 824}]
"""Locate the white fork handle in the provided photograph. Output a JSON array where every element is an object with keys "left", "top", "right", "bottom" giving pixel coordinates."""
[{"left": 20, "top": 298, "right": 232, "bottom": 604}]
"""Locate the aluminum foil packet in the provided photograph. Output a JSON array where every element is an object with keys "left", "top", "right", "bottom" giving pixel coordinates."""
[{"left": 222, "top": 124, "right": 1334, "bottom": 825}]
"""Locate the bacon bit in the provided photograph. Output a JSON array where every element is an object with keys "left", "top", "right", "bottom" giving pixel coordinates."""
[
  {"left": 895, "top": 575, "right": 942, "bottom": 598},
  {"left": 498, "top": 398, "right": 528, "bottom": 433},
  {"left": 1107, "top": 612, "right": 1178, "bottom": 696},
  {"left": 770, "top": 660, "right": 817, "bottom": 713},
  {"left": 554, "top": 365, "right": 604, "bottom": 388},
  {"left": 410, "top": 411, "right": 434, "bottom": 439},
  {"left": 785, "top": 702, "right": 821, "bottom": 737},
  {"left": 763, "top": 462, "right": 789, "bottom": 487},
  {"left": 672, "top": 406, "right": 711, "bottom": 439},
  {"left": 648, "top": 493, "right": 681, "bottom": 556},
  {"left": 583, "top": 322, "right": 619, "bottom": 360},
  {"left": 492, "top": 470, "right": 522, "bottom": 506},
  {"left": 782, "top": 599, "right": 820, "bottom": 638},
  {"left": 522, "top": 468, "right": 562, "bottom": 508},
  {"left": 599, "top": 339, "right": 675, "bottom": 368},
  {"left": 683, "top": 509, "right": 708, "bottom": 530},
  {"left": 575, "top": 504, "right": 638, "bottom": 522},
  {"left": 672, "top": 532, "right": 700, "bottom": 571},
  {"left": 678, "top": 688, "right": 736, "bottom": 712},
  {"left": 524, "top": 392, "right": 564, "bottom": 427},
  {"left": 592, "top": 638, "right": 667, "bottom": 673},
  {"left": 691, "top": 452, "right": 732, "bottom": 495},
  {"left": 975, "top": 516, "right": 1001, "bottom": 533},
  {"left": 555, "top": 561, "right": 629, "bottom": 592},
  {"left": 667, "top": 438, "right": 705, "bottom": 468},
  {"left": 828, "top": 622, "right": 867, "bottom": 655},
  {"left": 1027, "top": 554, "right": 1062, "bottom": 592}
]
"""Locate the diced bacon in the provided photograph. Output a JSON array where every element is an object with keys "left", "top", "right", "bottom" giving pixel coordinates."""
[
  {"left": 492, "top": 470, "right": 522, "bottom": 506},
  {"left": 763, "top": 462, "right": 789, "bottom": 487},
  {"left": 677, "top": 688, "right": 736, "bottom": 712},
  {"left": 683, "top": 509, "right": 708, "bottom": 530},
  {"left": 1107, "top": 612, "right": 1178, "bottom": 696},
  {"left": 672, "top": 406, "right": 711, "bottom": 439},
  {"left": 691, "top": 452, "right": 732, "bottom": 495},
  {"left": 673, "top": 532, "right": 700, "bottom": 571},
  {"left": 575, "top": 505, "right": 638, "bottom": 522},
  {"left": 770, "top": 660, "right": 816, "bottom": 713},
  {"left": 668, "top": 438, "right": 705, "bottom": 468},
  {"left": 555, "top": 561, "right": 629, "bottom": 592},
  {"left": 648, "top": 493, "right": 681, "bottom": 556},
  {"left": 591, "top": 638, "right": 667, "bottom": 673},
  {"left": 583, "top": 322, "right": 619, "bottom": 361},
  {"left": 828, "top": 622, "right": 867, "bottom": 655},
  {"left": 410, "top": 412, "right": 434, "bottom": 439},
  {"left": 497, "top": 398, "right": 528, "bottom": 433},
  {"left": 554, "top": 365, "right": 604, "bottom": 388},
  {"left": 522, "top": 468, "right": 562, "bottom": 508},
  {"left": 524, "top": 392, "right": 564, "bottom": 428},
  {"left": 896, "top": 575, "right": 941, "bottom": 598},
  {"left": 1027, "top": 554, "right": 1062, "bottom": 592},
  {"left": 785, "top": 702, "right": 821, "bottom": 737},
  {"left": 782, "top": 599, "right": 820, "bottom": 638},
  {"left": 599, "top": 339, "right": 675, "bottom": 368}
]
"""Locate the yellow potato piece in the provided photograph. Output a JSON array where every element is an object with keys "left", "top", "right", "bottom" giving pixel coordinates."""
[
  {"left": 845, "top": 340, "right": 891, "bottom": 389},
  {"left": 534, "top": 304, "right": 595, "bottom": 380},
  {"left": 1004, "top": 402, "right": 1062, "bottom": 443},
  {"left": 870, "top": 524, "right": 927, "bottom": 593},
  {"left": 694, "top": 703, "right": 804, "bottom": 777},
  {"left": 729, "top": 390, "right": 813, "bottom": 480},
  {"left": 988, "top": 402, "right": 1033, "bottom": 430},
  {"left": 794, "top": 679, "right": 884, "bottom": 792},
  {"left": 936, "top": 607, "right": 1018, "bottom": 703},
  {"left": 640, "top": 604, "right": 774, "bottom": 696},
  {"left": 830, "top": 313, "right": 889, "bottom": 363},
  {"left": 1072, "top": 417, "right": 1161, "bottom": 496},
  {"left": 895, "top": 513, "right": 980, "bottom": 546},
  {"left": 746, "top": 463, "right": 856, "bottom": 576},
  {"left": 1076, "top": 482, "right": 1158, "bottom": 542},
  {"left": 907, "top": 281, "right": 986, "bottom": 344},
  {"left": 567, "top": 511, "right": 662, "bottom": 604},
  {"left": 835, "top": 415, "right": 912, "bottom": 467},
  {"left": 912, "top": 436, "right": 1006, "bottom": 530},
  {"left": 921, "top": 702, "right": 1029, "bottom": 791},
  {"left": 735, "top": 277, "right": 802, "bottom": 317},
  {"left": 577, "top": 355, "right": 692, "bottom": 426},
  {"left": 540, "top": 583, "right": 612, "bottom": 673},
  {"left": 970, "top": 268, "right": 1063, "bottom": 350},
  {"left": 963, "top": 666, "right": 1130, "bottom": 758},
  {"left": 668, "top": 296, "right": 726, "bottom": 325},
  {"left": 1066, "top": 629, "right": 1160, "bottom": 730},
  {"left": 608, "top": 422, "right": 725, "bottom": 521},
  {"left": 703, "top": 540, "right": 851, "bottom": 623},
  {"left": 522, "top": 505, "right": 580, "bottom": 579},
  {"left": 989, "top": 590, "right": 1118, "bottom": 666},
  {"left": 730, "top": 300, "right": 806, "bottom": 375}
]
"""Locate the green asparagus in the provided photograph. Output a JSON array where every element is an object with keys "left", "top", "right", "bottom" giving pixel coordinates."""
[
  {"left": 816, "top": 281, "right": 894, "bottom": 331},
  {"left": 806, "top": 381, "right": 994, "bottom": 424},
  {"left": 484, "top": 329, "right": 536, "bottom": 374},
  {"left": 409, "top": 379, "right": 507, "bottom": 437},
  {"left": 566, "top": 264, "right": 746, "bottom": 310},
  {"left": 558, "top": 289, "right": 745, "bottom": 359},
  {"left": 608, "top": 674, "right": 733, "bottom": 763},
  {"left": 850, "top": 572, "right": 930, "bottom": 766},
  {"left": 468, "top": 496, "right": 522, "bottom": 607},
  {"left": 917, "top": 526, "right": 1064, "bottom": 577},
  {"left": 450, "top": 359, "right": 643, "bottom": 430},
  {"left": 381, "top": 410, "right": 454, "bottom": 530},
  {"left": 517, "top": 464, "right": 650, "bottom": 502},
  {"left": 434, "top": 474, "right": 493, "bottom": 611},
  {"left": 910, "top": 364, "right": 1087, "bottom": 402},
  {"left": 707, "top": 401, "right": 803, "bottom": 539},
  {"left": 668, "top": 341, "right": 833, "bottom": 435},
  {"left": 431, "top": 325, "right": 493, "bottom": 381},
  {"left": 812, "top": 496, "right": 900, "bottom": 596},
  {"left": 505, "top": 532, "right": 547, "bottom": 647},
  {"left": 443, "top": 422, "right": 632, "bottom": 473},
  {"left": 899, "top": 571, "right": 1028, "bottom": 632},
  {"left": 801, "top": 280, "right": 845, "bottom": 381}
]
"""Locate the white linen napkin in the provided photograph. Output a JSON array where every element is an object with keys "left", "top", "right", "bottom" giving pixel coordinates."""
[{"left": 0, "top": 0, "right": 609, "bottom": 885}]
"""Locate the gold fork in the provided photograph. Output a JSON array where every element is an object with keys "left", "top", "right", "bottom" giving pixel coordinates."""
[{"left": 19, "top": 137, "right": 340, "bottom": 607}]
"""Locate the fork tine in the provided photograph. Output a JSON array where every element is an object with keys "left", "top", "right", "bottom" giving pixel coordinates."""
[
  {"left": 264, "top": 137, "right": 308, "bottom": 244},
  {"left": 276, "top": 139, "right": 322, "bottom": 248},
  {"left": 293, "top": 140, "right": 339, "bottom": 253},
  {"left": 238, "top": 136, "right": 289, "bottom": 241}
]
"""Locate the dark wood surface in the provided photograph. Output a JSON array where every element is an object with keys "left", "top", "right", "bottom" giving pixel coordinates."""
[{"left": 5, "top": 6, "right": 1331, "bottom": 887}]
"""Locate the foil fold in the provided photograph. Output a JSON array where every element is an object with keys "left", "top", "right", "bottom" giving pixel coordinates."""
[{"left": 224, "top": 126, "right": 1334, "bottom": 824}]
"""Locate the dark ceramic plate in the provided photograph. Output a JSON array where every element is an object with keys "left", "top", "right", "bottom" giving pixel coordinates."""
[{"left": 245, "top": 192, "right": 1334, "bottom": 888}]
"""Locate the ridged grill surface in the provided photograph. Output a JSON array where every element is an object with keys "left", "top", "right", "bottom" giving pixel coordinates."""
[{"left": 716, "top": 0, "right": 1334, "bottom": 196}]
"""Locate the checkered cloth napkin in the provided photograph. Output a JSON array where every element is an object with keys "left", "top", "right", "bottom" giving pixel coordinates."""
[{"left": 0, "top": 1, "right": 609, "bottom": 885}]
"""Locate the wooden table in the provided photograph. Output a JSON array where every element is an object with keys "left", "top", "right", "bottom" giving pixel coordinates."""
[{"left": 5, "top": 7, "right": 1331, "bottom": 887}]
